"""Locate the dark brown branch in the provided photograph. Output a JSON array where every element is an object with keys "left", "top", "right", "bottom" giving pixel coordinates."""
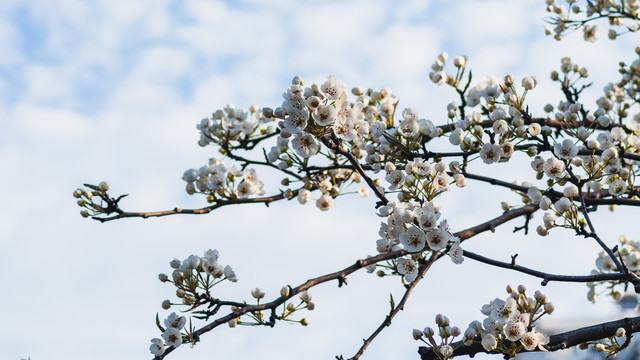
[
  {"left": 155, "top": 249, "right": 410, "bottom": 359},
  {"left": 322, "top": 137, "right": 389, "bottom": 207},
  {"left": 93, "top": 191, "right": 296, "bottom": 222},
  {"left": 418, "top": 316, "right": 640, "bottom": 360},
  {"left": 155, "top": 202, "right": 540, "bottom": 359},
  {"left": 462, "top": 249, "right": 629, "bottom": 285},
  {"left": 456, "top": 204, "right": 539, "bottom": 243}
]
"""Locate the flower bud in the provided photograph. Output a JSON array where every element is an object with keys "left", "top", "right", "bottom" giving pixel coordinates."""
[
  {"left": 228, "top": 317, "right": 238, "bottom": 328},
  {"left": 176, "top": 288, "right": 186, "bottom": 298},
  {"left": 616, "top": 327, "right": 626, "bottom": 337},
  {"left": 300, "top": 291, "right": 312, "bottom": 303},
  {"left": 280, "top": 285, "right": 290, "bottom": 298},
  {"left": 99, "top": 181, "right": 110, "bottom": 191},
  {"left": 300, "top": 318, "right": 309, "bottom": 326},
  {"left": 522, "top": 76, "right": 536, "bottom": 90},
  {"left": 412, "top": 328, "right": 423, "bottom": 340},
  {"left": 450, "top": 326, "right": 461, "bottom": 337},
  {"left": 251, "top": 287, "right": 265, "bottom": 299},
  {"left": 504, "top": 74, "right": 514, "bottom": 85},
  {"left": 423, "top": 326, "right": 435, "bottom": 337},
  {"left": 158, "top": 273, "right": 169, "bottom": 282},
  {"left": 306, "top": 301, "right": 315, "bottom": 311},
  {"left": 544, "top": 302, "right": 555, "bottom": 314},
  {"left": 162, "top": 300, "right": 171, "bottom": 310}
]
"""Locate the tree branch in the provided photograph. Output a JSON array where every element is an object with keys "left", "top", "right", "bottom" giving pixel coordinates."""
[
  {"left": 342, "top": 252, "right": 440, "bottom": 360},
  {"left": 418, "top": 316, "right": 640, "bottom": 360}
]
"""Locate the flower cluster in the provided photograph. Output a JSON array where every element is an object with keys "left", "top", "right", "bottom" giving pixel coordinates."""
[
  {"left": 415, "top": 285, "right": 553, "bottom": 359},
  {"left": 544, "top": 0, "right": 640, "bottom": 42},
  {"left": 181, "top": 159, "right": 264, "bottom": 199},
  {"left": 587, "top": 235, "right": 640, "bottom": 302},
  {"left": 150, "top": 249, "right": 237, "bottom": 355},
  {"left": 73, "top": 181, "right": 111, "bottom": 218},
  {"left": 150, "top": 312, "right": 188, "bottom": 356},
  {"left": 374, "top": 200, "right": 462, "bottom": 282},
  {"left": 158, "top": 249, "right": 237, "bottom": 312},
  {"left": 196, "top": 103, "right": 273, "bottom": 147}
]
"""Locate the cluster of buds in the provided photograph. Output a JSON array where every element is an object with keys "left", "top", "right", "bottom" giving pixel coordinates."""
[
  {"left": 158, "top": 249, "right": 237, "bottom": 311},
  {"left": 229, "top": 287, "right": 314, "bottom": 328},
  {"left": 413, "top": 314, "right": 462, "bottom": 359},
  {"left": 196, "top": 103, "right": 273, "bottom": 147},
  {"left": 181, "top": 158, "right": 264, "bottom": 200},
  {"left": 578, "top": 327, "right": 628, "bottom": 357},
  {"left": 73, "top": 181, "right": 110, "bottom": 218}
]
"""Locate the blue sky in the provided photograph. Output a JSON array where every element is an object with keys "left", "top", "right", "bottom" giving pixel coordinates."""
[{"left": 2, "top": 1, "right": 639, "bottom": 360}]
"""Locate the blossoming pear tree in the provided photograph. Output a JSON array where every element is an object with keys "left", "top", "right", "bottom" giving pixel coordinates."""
[{"left": 75, "top": 1, "right": 640, "bottom": 359}]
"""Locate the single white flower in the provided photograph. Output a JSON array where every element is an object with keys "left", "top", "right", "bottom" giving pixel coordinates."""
[
  {"left": 503, "top": 319, "right": 526, "bottom": 341},
  {"left": 521, "top": 327, "right": 549, "bottom": 351},
  {"left": 479, "top": 143, "right": 501, "bottom": 164},
  {"left": 609, "top": 179, "right": 627, "bottom": 197},
  {"left": 544, "top": 157, "right": 565, "bottom": 178},
  {"left": 312, "top": 104, "right": 337, "bottom": 126},
  {"left": 149, "top": 338, "right": 165, "bottom": 356},
  {"left": 396, "top": 258, "right": 419, "bottom": 282},
  {"left": 448, "top": 241, "right": 464, "bottom": 264},
  {"left": 161, "top": 327, "right": 183, "bottom": 347},
  {"left": 316, "top": 195, "right": 334, "bottom": 211},
  {"left": 399, "top": 227, "right": 426, "bottom": 252},
  {"left": 224, "top": 265, "right": 238, "bottom": 282},
  {"left": 481, "top": 333, "right": 498, "bottom": 351},
  {"left": 491, "top": 297, "right": 518, "bottom": 323},
  {"left": 164, "top": 312, "right": 187, "bottom": 330},
  {"left": 554, "top": 139, "right": 579, "bottom": 160},
  {"left": 493, "top": 119, "right": 508, "bottom": 134},
  {"left": 291, "top": 132, "right": 319, "bottom": 158},
  {"left": 426, "top": 227, "right": 450, "bottom": 251},
  {"left": 500, "top": 142, "right": 514, "bottom": 158},
  {"left": 332, "top": 116, "right": 357, "bottom": 141},
  {"left": 297, "top": 189, "right": 311, "bottom": 204},
  {"left": 433, "top": 173, "right": 451, "bottom": 192}
]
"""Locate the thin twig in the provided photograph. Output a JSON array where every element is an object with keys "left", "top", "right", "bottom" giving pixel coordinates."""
[{"left": 345, "top": 252, "right": 439, "bottom": 360}]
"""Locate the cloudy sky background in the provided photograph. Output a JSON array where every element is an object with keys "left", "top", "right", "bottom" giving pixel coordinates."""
[{"left": 2, "top": 1, "right": 640, "bottom": 359}]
